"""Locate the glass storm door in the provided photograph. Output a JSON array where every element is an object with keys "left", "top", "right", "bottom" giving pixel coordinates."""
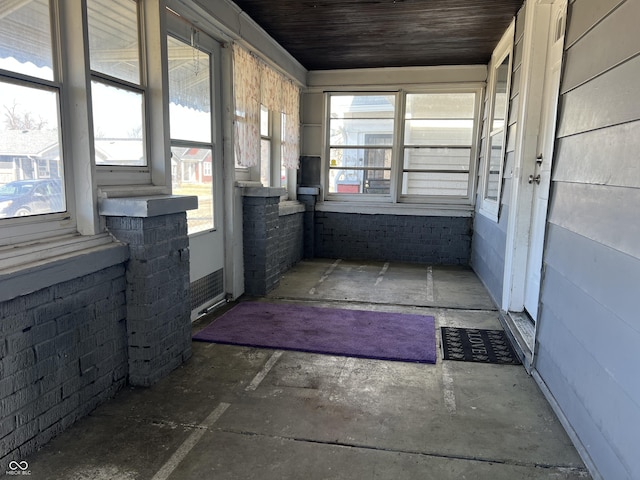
[{"left": 167, "top": 16, "right": 225, "bottom": 319}]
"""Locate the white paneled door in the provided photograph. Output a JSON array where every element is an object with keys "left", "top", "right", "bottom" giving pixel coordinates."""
[{"left": 523, "top": 0, "right": 567, "bottom": 322}]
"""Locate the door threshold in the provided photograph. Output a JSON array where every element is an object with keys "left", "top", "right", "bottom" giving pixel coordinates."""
[{"left": 499, "top": 311, "right": 535, "bottom": 372}]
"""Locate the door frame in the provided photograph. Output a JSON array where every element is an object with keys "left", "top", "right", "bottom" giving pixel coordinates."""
[{"left": 500, "top": 0, "right": 568, "bottom": 366}]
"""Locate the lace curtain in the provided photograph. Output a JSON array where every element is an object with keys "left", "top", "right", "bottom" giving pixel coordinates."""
[
  {"left": 233, "top": 43, "right": 300, "bottom": 170},
  {"left": 282, "top": 79, "right": 300, "bottom": 170},
  {"left": 233, "top": 45, "right": 260, "bottom": 167}
]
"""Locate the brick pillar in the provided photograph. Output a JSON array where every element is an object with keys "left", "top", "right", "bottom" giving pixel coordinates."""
[
  {"left": 101, "top": 195, "right": 197, "bottom": 387},
  {"left": 242, "top": 187, "right": 285, "bottom": 296}
]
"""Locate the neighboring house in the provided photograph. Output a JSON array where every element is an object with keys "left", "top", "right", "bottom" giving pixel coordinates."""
[
  {"left": 171, "top": 146, "right": 213, "bottom": 185},
  {"left": 0, "top": 129, "right": 61, "bottom": 183}
]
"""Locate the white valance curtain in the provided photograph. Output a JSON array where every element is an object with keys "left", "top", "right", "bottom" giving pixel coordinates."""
[{"left": 233, "top": 43, "right": 300, "bottom": 169}]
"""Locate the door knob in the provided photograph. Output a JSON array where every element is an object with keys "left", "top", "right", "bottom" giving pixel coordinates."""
[{"left": 528, "top": 174, "right": 541, "bottom": 184}]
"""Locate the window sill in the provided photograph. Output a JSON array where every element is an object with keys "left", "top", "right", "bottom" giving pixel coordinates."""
[
  {"left": 0, "top": 233, "right": 129, "bottom": 303},
  {"left": 316, "top": 201, "right": 474, "bottom": 217},
  {"left": 477, "top": 204, "right": 499, "bottom": 222},
  {"left": 279, "top": 201, "right": 305, "bottom": 216}
]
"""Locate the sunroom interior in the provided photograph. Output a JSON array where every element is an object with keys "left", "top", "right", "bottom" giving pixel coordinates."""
[{"left": 1, "top": 0, "right": 639, "bottom": 479}]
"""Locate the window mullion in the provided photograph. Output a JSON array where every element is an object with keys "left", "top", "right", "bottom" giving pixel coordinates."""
[
  {"left": 392, "top": 90, "right": 406, "bottom": 203},
  {"left": 141, "top": 0, "right": 169, "bottom": 188},
  {"left": 59, "top": 0, "right": 99, "bottom": 235}
]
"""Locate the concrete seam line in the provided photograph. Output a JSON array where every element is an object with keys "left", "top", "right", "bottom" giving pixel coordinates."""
[
  {"left": 426, "top": 266, "right": 435, "bottom": 303},
  {"left": 309, "top": 258, "right": 341, "bottom": 295},
  {"left": 246, "top": 350, "right": 284, "bottom": 391},
  {"left": 151, "top": 402, "right": 231, "bottom": 480}
]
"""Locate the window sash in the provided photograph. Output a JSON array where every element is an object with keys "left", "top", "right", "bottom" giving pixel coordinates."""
[
  {"left": 480, "top": 21, "right": 514, "bottom": 219},
  {"left": 0, "top": 1, "right": 78, "bottom": 243}
]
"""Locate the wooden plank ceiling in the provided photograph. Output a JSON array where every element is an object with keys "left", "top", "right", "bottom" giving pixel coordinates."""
[{"left": 229, "top": 0, "right": 524, "bottom": 70}]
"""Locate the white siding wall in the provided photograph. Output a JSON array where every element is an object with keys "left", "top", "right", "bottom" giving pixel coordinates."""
[{"left": 536, "top": 1, "right": 640, "bottom": 478}]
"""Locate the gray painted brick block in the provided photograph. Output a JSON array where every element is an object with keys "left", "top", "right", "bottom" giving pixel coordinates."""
[
  {"left": 242, "top": 194, "right": 304, "bottom": 296},
  {"left": 106, "top": 211, "right": 192, "bottom": 388},
  {"left": 0, "top": 263, "right": 129, "bottom": 462},
  {"left": 314, "top": 213, "right": 472, "bottom": 265}
]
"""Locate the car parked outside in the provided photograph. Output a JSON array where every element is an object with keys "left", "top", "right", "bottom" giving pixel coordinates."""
[{"left": 0, "top": 179, "right": 65, "bottom": 219}]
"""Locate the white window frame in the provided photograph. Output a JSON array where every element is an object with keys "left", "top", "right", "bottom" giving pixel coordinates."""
[
  {"left": 166, "top": 21, "right": 219, "bottom": 235},
  {"left": 324, "top": 91, "right": 398, "bottom": 202},
  {"left": 479, "top": 21, "right": 515, "bottom": 221},
  {"left": 253, "top": 104, "right": 288, "bottom": 192},
  {"left": 259, "top": 104, "right": 272, "bottom": 186},
  {"left": 323, "top": 87, "right": 482, "bottom": 207},
  {"left": 91, "top": 0, "right": 169, "bottom": 188},
  {"left": 0, "top": 1, "right": 78, "bottom": 246},
  {"left": 0, "top": 0, "right": 171, "bottom": 250},
  {"left": 399, "top": 86, "right": 483, "bottom": 205}
]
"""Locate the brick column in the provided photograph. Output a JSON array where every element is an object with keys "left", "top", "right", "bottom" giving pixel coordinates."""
[
  {"left": 101, "top": 195, "right": 197, "bottom": 387},
  {"left": 242, "top": 187, "right": 285, "bottom": 296}
]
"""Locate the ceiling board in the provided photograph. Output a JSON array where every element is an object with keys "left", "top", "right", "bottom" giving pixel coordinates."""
[{"left": 227, "top": 0, "right": 524, "bottom": 70}]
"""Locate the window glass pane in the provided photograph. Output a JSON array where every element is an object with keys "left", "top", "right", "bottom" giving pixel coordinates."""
[
  {"left": 485, "top": 131, "right": 504, "bottom": 201},
  {"left": 404, "top": 119, "right": 473, "bottom": 146},
  {"left": 0, "top": 0, "right": 53, "bottom": 81},
  {"left": 405, "top": 93, "right": 475, "bottom": 119},
  {"left": 329, "top": 119, "right": 394, "bottom": 146},
  {"left": 403, "top": 148, "right": 471, "bottom": 171},
  {"left": 92, "top": 80, "right": 145, "bottom": 166},
  {"left": 329, "top": 148, "right": 392, "bottom": 169},
  {"left": 330, "top": 95, "right": 395, "bottom": 119},
  {"left": 171, "top": 146, "right": 214, "bottom": 234},
  {"left": 492, "top": 54, "right": 510, "bottom": 131},
  {"left": 280, "top": 112, "right": 288, "bottom": 188},
  {"left": 167, "top": 35, "right": 211, "bottom": 143},
  {"left": 260, "top": 105, "right": 269, "bottom": 137},
  {"left": 401, "top": 92, "right": 476, "bottom": 197},
  {"left": 402, "top": 172, "right": 469, "bottom": 196},
  {"left": 260, "top": 138, "right": 271, "bottom": 186},
  {"left": 87, "top": 0, "right": 140, "bottom": 84},
  {"left": 329, "top": 169, "right": 391, "bottom": 194},
  {"left": 0, "top": 82, "right": 65, "bottom": 219}
]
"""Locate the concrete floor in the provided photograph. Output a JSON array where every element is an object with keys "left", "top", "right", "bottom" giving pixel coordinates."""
[{"left": 25, "top": 259, "right": 590, "bottom": 479}]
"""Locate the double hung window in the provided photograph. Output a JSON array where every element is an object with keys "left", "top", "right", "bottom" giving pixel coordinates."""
[
  {"left": 0, "top": 0, "right": 67, "bottom": 232},
  {"left": 87, "top": 0, "right": 147, "bottom": 174},
  {"left": 232, "top": 44, "right": 299, "bottom": 190},
  {"left": 1, "top": 0, "right": 169, "bottom": 247},
  {"left": 325, "top": 89, "right": 481, "bottom": 204}
]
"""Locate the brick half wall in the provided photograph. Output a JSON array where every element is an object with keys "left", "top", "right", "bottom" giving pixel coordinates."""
[
  {"left": 0, "top": 265, "right": 128, "bottom": 464},
  {"left": 314, "top": 212, "right": 472, "bottom": 265},
  {"left": 242, "top": 189, "right": 304, "bottom": 296}
]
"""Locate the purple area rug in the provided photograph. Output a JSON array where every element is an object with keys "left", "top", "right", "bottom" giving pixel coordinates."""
[{"left": 193, "top": 302, "right": 436, "bottom": 364}]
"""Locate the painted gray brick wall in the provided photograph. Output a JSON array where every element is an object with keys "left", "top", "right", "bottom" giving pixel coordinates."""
[
  {"left": 106, "top": 213, "right": 192, "bottom": 387},
  {"left": 243, "top": 196, "right": 304, "bottom": 295},
  {"left": 314, "top": 212, "right": 472, "bottom": 265},
  {"left": 0, "top": 265, "right": 127, "bottom": 464},
  {"left": 278, "top": 211, "right": 304, "bottom": 274}
]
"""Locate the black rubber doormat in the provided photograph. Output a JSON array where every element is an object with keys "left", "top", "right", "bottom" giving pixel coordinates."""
[{"left": 440, "top": 327, "right": 521, "bottom": 365}]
